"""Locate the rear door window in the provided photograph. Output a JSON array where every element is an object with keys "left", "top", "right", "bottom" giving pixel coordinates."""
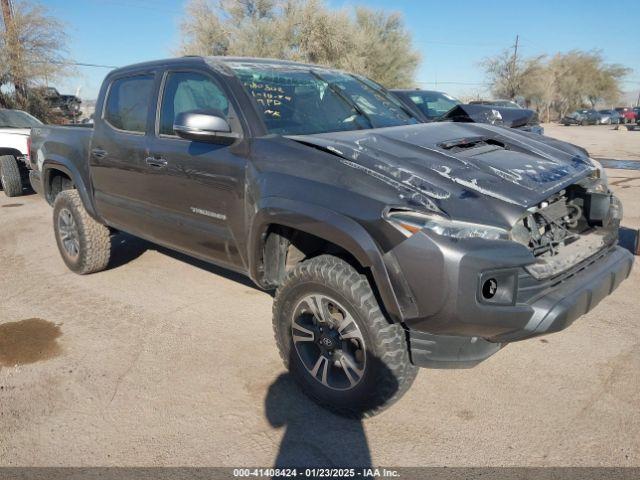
[{"left": 104, "top": 75, "right": 155, "bottom": 133}]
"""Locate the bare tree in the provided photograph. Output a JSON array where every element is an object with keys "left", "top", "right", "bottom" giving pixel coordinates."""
[
  {"left": 481, "top": 46, "right": 529, "bottom": 100},
  {"left": 483, "top": 47, "right": 631, "bottom": 120},
  {"left": 178, "top": 0, "right": 419, "bottom": 88},
  {"left": 0, "top": 0, "right": 71, "bottom": 115}
]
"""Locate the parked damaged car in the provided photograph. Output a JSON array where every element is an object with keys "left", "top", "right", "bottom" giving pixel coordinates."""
[
  {"left": 36, "top": 87, "right": 82, "bottom": 121},
  {"left": 561, "top": 109, "right": 601, "bottom": 126},
  {"left": 31, "top": 57, "right": 633, "bottom": 416},
  {"left": 391, "top": 89, "right": 544, "bottom": 135},
  {"left": 615, "top": 107, "right": 637, "bottom": 124},
  {"left": 469, "top": 99, "right": 522, "bottom": 109},
  {"left": 597, "top": 109, "right": 622, "bottom": 125}
]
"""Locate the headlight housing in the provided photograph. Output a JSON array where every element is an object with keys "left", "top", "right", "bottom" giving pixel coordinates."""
[
  {"left": 589, "top": 158, "right": 608, "bottom": 191},
  {"left": 386, "top": 210, "right": 510, "bottom": 240}
]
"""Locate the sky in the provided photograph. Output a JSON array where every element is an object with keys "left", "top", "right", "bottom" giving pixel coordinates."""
[{"left": 42, "top": 0, "right": 640, "bottom": 102}]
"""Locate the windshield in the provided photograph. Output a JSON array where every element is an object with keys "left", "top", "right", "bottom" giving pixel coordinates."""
[
  {"left": 405, "top": 91, "right": 460, "bottom": 119},
  {"left": 229, "top": 63, "right": 418, "bottom": 135},
  {"left": 492, "top": 100, "right": 521, "bottom": 108},
  {"left": 0, "top": 110, "right": 43, "bottom": 128}
]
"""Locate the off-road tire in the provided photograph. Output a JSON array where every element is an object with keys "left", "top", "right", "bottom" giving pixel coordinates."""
[
  {"left": 273, "top": 254, "right": 418, "bottom": 417},
  {"left": 0, "top": 155, "right": 23, "bottom": 197},
  {"left": 53, "top": 190, "right": 111, "bottom": 274}
]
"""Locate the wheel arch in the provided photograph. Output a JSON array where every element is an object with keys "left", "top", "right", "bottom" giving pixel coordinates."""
[
  {"left": 248, "top": 197, "right": 406, "bottom": 322},
  {"left": 0, "top": 148, "right": 23, "bottom": 158},
  {"left": 41, "top": 157, "right": 99, "bottom": 220}
]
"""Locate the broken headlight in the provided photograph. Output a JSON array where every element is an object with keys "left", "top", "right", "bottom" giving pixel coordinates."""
[
  {"left": 589, "top": 158, "right": 608, "bottom": 192},
  {"left": 386, "top": 210, "right": 509, "bottom": 240}
]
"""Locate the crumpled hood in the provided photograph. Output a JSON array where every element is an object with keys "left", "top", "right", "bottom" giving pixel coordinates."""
[
  {"left": 441, "top": 104, "right": 539, "bottom": 128},
  {"left": 290, "top": 122, "right": 595, "bottom": 212}
]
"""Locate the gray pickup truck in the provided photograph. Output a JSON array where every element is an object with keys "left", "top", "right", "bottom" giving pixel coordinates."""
[{"left": 30, "top": 56, "right": 633, "bottom": 416}]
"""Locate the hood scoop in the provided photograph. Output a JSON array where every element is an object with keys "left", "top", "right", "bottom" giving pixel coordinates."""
[{"left": 438, "top": 136, "right": 507, "bottom": 155}]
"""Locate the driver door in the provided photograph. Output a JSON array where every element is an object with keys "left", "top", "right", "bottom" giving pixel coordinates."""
[{"left": 146, "top": 70, "right": 249, "bottom": 269}]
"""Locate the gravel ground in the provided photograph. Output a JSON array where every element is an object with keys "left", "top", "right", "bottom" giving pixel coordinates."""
[
  {"left": 542, "top": 123, "right": 640, "bottom": 161},
  {"left": 1, "top": 125, "right": 639, "bottom": 468}
]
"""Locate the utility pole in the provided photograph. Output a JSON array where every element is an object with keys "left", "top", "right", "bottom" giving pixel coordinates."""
[{"left": 509, "top": 34, "right": 519, "bottom": 100}]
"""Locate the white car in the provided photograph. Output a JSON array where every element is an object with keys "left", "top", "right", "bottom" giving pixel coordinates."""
[{"left": 0, "top": 109, "right": 42, "bottom": 197}]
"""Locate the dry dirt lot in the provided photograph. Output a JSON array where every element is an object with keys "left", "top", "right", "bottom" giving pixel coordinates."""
[
  {"left": 1, "top": 124, "right": 639, "bottom": 468},
  {"left": 542, "top": 123, "right": 640, "bottom": 160}
]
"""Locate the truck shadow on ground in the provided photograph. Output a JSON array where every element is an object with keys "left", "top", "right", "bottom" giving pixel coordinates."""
[
  {"left": 265, "top": 373, "right": 373, "bottom": 470},
  {"left": 106, "top": 232, "right": 261, "bottom": 291},
  {"left": 264, "top": 353, "right": 400, "bottom": 470}
]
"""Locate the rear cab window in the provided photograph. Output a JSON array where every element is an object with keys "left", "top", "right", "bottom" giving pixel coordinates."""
[{"left": 104, "top": 74, "right": 155, "bottom": 133}]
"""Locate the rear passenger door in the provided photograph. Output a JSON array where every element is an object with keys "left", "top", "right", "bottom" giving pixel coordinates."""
[
  {"left": 146, "top": 69, "right": 249, "bottom": 269},
  {"left": 91, "top": 72, "right": 161, "bottom": 236}
]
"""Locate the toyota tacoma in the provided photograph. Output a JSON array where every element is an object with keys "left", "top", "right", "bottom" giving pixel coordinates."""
[{"left": 30, "top": 57, "right": 634, "bottom": 416}]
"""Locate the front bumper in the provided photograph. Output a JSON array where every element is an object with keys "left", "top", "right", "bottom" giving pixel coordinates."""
[{"left": 385, "top": 231, "right": 633, "bottom": 367}]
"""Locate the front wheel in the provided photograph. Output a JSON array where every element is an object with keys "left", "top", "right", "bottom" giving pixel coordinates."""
[
  {"left": 272, "top": 255, "right": 418, "bottom": 417},
  {"left": 0, "top": 155, "right": 23, "bottom": 197},
  {"left": 53, "top": 190, "right": 111, "bottom": 274}
]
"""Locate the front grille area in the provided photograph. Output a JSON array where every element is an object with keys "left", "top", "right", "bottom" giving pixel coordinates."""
[
  {"left": 516, "top": 245, "right": 614, "bottom": 304},
  {"left": 512, "top": 185, "right": 620, "bottom": 279}
]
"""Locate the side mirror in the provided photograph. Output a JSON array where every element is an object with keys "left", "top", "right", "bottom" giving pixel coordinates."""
[{"left": 173, "top": 110, "right": 240, "bottom": 143}]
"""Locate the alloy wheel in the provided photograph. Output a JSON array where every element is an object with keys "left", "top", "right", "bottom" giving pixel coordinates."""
[
  {"left": 291, "top": 294, "right": 366, "bottom": 391},
  {"left": 57, "top": 208, "right": 80, "bottom": 260}
]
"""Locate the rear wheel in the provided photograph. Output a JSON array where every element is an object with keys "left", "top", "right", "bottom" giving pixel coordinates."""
[
  {"left": 0, "top": 155, "right": 23, "bottom": 197},
  {"left": 53, "top": 190, "right": 111, "bottom": 274},
  {"left": 273, "top": 255, "right": 418, "bottom": 417}
]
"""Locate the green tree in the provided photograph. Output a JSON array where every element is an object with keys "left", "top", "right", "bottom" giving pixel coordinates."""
[{"left": 178, "top": 0, "right": 419, "bottom": 88}]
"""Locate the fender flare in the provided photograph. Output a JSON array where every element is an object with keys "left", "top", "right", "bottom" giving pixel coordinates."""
[
  {"left": 41, "top": 156, "right": 100, "bottom": 220},
  {"left": 248, "top": 196, "right": 405, "bottom": 322},
  {"left": 0, "top": 148, "right": 24, "bottom": 158}
]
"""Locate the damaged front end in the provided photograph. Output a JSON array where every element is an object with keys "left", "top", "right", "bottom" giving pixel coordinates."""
[{"left": 511, "top": 175, "right": 622, "bottom": 279}]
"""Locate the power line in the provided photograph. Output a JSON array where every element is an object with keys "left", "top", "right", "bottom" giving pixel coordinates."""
[
  {"left": 87, "top": 0, "right": 183, "bottom": 15},
  {"left": 26, "top": 60, "right": 119, "bottom": 69},
  {"left": 416, "top": 81, "right": 489, "bottom": 86},
  {"left": 414, "top": 40, "right": 506, "bottom": 48}
]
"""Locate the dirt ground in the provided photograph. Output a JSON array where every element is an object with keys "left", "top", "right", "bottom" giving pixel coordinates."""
[
  {"left": 1, "top": 125, "right": 639, "bottom": 468},
  {"left": 542, "top": 123, "right": 640, "bottom": 160}
]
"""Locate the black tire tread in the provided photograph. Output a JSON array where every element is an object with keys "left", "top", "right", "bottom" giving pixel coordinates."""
[
  {"left": 0, "top": 155, "right": 23, "bottom": 197},
  {"left": 273, "top": 254, "right": 418, "bottom": 417},
  {"left": 53, "top": 190, "right": 111, "bottom": 274}
]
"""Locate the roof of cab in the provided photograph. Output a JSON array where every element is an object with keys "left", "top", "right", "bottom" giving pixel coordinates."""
[{"left": 107, "top": 55, "right": 331, "bottom": 77}]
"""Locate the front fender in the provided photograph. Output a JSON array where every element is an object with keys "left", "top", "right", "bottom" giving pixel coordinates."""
[{"left": 248, "top": 196, "right": 406, "bottom": 322}]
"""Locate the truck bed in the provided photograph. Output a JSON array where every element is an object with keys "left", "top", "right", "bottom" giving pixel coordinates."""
[{"left": 30, "top": 124, "right": 94, "bottom": 197}]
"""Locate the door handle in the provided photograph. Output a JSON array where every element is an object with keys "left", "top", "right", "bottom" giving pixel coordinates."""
[
  {"left": 91, "top": 148, "right": 107, "bottom": 159},
  {"left": 145, "top": 156, "right": 168, "bottom": 168}
]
